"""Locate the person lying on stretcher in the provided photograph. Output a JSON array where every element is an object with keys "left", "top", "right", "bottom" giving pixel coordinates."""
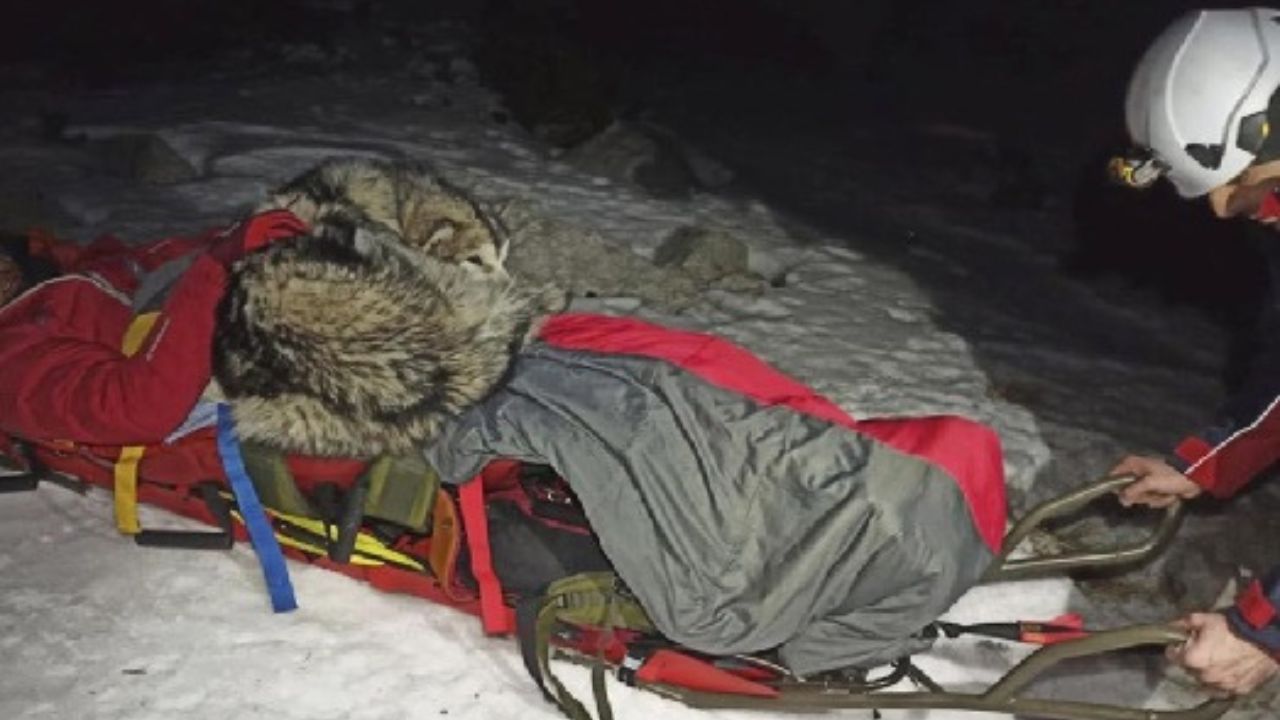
[{"left": 0, "top": 212, "right": 305, "bottom": 446}]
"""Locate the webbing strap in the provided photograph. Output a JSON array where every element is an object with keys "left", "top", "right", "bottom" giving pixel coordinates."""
[
  {"left": 216, "top": 404, "right": 297, "bottom": 613},
  {"left": 120, "top": 312, "right": 159, "bottom": 356},
  {"left": 459, "top": 478, "right": 511, "bottom": 633},
  {"left": 262, "top": 506, "right": 425, "bottom": 571},
  {"left": 112, "top": 445, "right": 144, "bottom": 535},
  {"left": 518, "top": 590, "right": 602, "bottom": 720},
  {"left": 111, "top": 311, "right": 160, "bottom": 536},
  {"left": 516, "top": 574, "right": 637, "bottom": 720}
]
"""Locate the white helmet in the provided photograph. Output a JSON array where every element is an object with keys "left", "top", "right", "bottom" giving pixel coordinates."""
[{"left": 1123, "top": 7, "right": 1280, "bottom": 197}]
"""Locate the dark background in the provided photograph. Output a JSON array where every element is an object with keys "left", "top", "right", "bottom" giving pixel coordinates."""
[
  {"left": 1, "top": 0, "right": 1272, "bottom": 375},
  {"left": 0, "top": 0, "right": 1248, "bottom": 145}
]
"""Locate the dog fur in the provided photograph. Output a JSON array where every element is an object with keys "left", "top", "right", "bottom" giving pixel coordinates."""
[
  {"left": 261, "top": 157, "right": 510, "bottom": 278},
  {"left": 215, "top": 220, "right": 565, "bottom": 458}
]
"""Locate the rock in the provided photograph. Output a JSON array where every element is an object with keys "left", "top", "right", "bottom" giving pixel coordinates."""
[
  {"left": 710, "top": 273, "right": 768, "bottom": 295},
  {"left": 653, "top": 225, "right": 753, "bottom": 285},
  {"left": 561, "top": 121, "right": 696, "bottom": 199},
  {"left": 678, "top": 141, "right": 735, "bottom": 189},
  {"left": 93, "top": 134, "right": 199, "bottom": 185},
  {"left": 635, "top": 119, "right": 734, "bottom": 190},
  {"left": 562, "top": 120, "right": 735, "bottom": 199},
  {"left": 495, "top": 199, "right": 701, "bottom": 313},
  {"left": 531, "top": 118, "right": 607, "bottom": 152}
]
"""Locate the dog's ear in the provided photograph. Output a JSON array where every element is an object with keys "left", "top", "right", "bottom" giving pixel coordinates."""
[
  {"left": 266, "top": 190, "right": 323, "bottom": 224},
  {"left": 426, "top": 218, "right": 458, "bottom": 246}
]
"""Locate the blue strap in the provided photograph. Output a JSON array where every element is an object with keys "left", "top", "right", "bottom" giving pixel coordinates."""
[{"left": 215, "top": 404, "right": 298, "bottom": 613}]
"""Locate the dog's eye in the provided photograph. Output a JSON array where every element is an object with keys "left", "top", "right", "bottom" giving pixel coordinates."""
[{"left": 464, "top": 255, "right": 485, "bottom": 266}]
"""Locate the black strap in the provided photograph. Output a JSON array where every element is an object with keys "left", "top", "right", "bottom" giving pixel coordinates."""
[
  {"left": 0, "top": 439, "right": 43, "bottom": 493},
  {"left": 0, "top": 473, "right": 39, "bottom": 493},
  {"left": 311, "top": 482, "right": 343, "bottom": 549},
  {"left": 616, "top": 644, "right": 659, "bottom": 687},
  {"left": 926, "top": 620, "right": 1022, "bottom": 642},
  {"left": 329, "top": 472, "right": 371, "bottom": 563},
  {"left": 900, "top": 659, "right": 944, "bottom": 693},
  {"left": 135, "top": 482, "right": 234, "bottom": 551}
]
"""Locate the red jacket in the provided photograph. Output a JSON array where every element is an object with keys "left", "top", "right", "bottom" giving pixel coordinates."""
[
  {"left": 1174, "top": 400, "right": 1280, "bottom": 500},
  {"left": 0, "top": 212, "right": 304, "bottom": 447}
]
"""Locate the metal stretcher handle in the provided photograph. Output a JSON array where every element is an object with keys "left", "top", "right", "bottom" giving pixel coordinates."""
[
  {"left": 673, "top": 625, "right": 1233, "bottom": 720},
  {"left": 982, "top": 474, "right": 1184, "bottom": 583},
  {"left": 981, "top": 624, "right": 1234, "bottom": 720}
]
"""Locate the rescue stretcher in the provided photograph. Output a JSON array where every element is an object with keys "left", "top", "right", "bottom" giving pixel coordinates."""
[{"left": 0, "top": 436, "right": 1230, "bottom": 720}]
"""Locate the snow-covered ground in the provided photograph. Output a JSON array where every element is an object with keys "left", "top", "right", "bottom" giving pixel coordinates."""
[{"left": 1, "top": 19, "right": 1278, "bottom": 720}]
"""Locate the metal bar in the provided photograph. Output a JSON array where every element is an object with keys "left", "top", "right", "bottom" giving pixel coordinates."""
[
  {"left": 983, "top": 475, "right": 1184, "bottom": 583},
  {"left": 985, "top": 624, "right": 1184, "bottom": 701},
  {"left": 661, "top": 625, "right": 1232, "bottom": 720},
  {"left": 673, "top": 686, "right": 1230, "bottom": 720}
]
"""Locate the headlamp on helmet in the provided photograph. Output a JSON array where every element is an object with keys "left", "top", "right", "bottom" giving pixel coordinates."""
[{"left": 1108, "top": 149, "right": 1168, "bottom": 190}]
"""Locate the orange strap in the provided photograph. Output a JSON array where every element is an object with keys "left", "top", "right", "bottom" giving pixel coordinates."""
[{"left": 427, "top": 490, "right": 467, "bottom": 601}]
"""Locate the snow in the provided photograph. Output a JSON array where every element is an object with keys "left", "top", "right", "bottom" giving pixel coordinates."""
[{"left": 1, "top": 30, "right": 1278, "bottom": 720}]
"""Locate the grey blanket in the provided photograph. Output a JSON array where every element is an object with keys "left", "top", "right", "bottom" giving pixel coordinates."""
[{"left": 425, "top": 342, "right": 995, "bottom": 674}]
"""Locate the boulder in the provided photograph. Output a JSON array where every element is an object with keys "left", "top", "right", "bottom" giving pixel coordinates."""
[{"left": 93, "top": 133, "right": 199, "bottom": 185}]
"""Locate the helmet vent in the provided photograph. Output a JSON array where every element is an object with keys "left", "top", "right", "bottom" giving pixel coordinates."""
[
  {"left": 1237, "top": 111, "right": 1269, "bottom": 154},
  {"left": 1184, "top": 143, "right": 1225, "bottom": 170}
]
